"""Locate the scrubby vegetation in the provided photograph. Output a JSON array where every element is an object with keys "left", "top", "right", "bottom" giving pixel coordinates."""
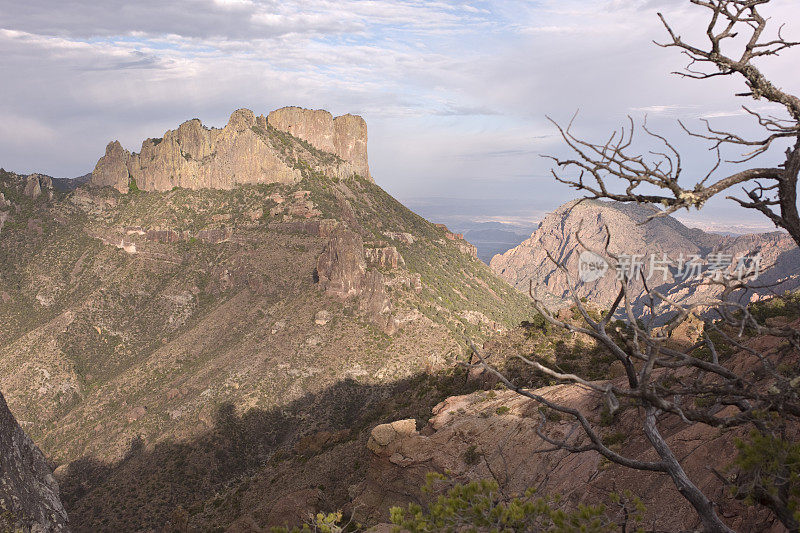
[{"left": 270, "top": 474, "right": 646, "bottom": 533}]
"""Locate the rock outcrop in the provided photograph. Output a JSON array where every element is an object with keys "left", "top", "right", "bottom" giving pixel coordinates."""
[
  {"left": 365, "top": 245, "right": 405, "bottom": 269},
  {"left": 0, "top": 391, "right": 69, "bottom": 532},
  {"left": 435, "top": 224, "right": 478, "bottom": 258},
  {"left": 267, "top": 107, "right": 370, "bottom": 179},
  {"left": 357, "top": 363, "right": 791, "bottom": 531},
  {"left": 91, "top": 107, "right": 371, "bottom": 193},
  {"left": 316, "top": 228, "right": 397, "bottom": 334},
  {"left": 23, "top": 174, "right": 53, "bottom": 200},
  {"left": 317, "top": 228, "right": 367, "bottom": 299}
]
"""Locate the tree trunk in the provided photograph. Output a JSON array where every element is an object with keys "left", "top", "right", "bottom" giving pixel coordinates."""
[{"left": 642, "top": 407, "right": 735, "bottom": 533}]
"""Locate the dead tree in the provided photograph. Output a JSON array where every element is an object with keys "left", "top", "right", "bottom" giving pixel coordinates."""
[
  {"left": 546, "top": 0, "right": 800, "bottom": 246},
  {"left": 469, "top": 2, "right": 800, "bottom": 530},
  {"left": 470, "top": 241, "right": 800, "bottom": 531}
]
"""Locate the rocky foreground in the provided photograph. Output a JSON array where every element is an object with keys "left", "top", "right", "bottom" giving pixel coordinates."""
[
  {"left": 0, "top": 391, "right": 68, "bottom": 532},
  {"left": 355, "top": 316, "right": 799, "bottom": 533}
]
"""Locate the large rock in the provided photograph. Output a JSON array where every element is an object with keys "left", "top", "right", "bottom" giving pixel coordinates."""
[
  {"left": 268, "top": 107, "right": 370, "bottom": 179},
  {"left": 23, "top": 174, "right": 53, "bottom": 200},
  {"left": 91, "top": 107, "right": 372, "bottom": 193},
  {"left": 359, "top": 270, "right": 397, "bottom": 335},
  {"left": 91, "top": 110, "right": 299, "bottom": 193},
  {"left": 316, "top": 228, "right": 397, "bottom": 334},
  {"left": 0, "top": 391, "right": 69, "bottom": 532},
  {"left": 316, "top": 228, "right": 367, "bottom": 299},
  {"left": 365, "top": 245, "right": 405, "bottom": 269}
]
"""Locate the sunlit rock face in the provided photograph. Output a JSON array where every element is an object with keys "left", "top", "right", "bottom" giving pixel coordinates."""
[
  {"left": 267, "top": 106, "right": 370, "bottom": 180},
  {"left": 91, "top": 107, "right": 371, "bottom": 193}
]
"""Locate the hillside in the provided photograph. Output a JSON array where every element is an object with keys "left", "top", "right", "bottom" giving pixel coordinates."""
[
  {"left": 0, "top": 109, "right": 532, "bottom": 530},
  {"left": 491, "top": 199, "right": 800, "bottom": 310}
]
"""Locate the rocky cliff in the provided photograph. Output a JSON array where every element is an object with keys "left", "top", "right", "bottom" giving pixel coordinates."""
[
  {"left": 354, "top": 318, "right": 800, "bottom": 531},
  {"left": 0, "top": 391, "right": 68, "bottom": 532},
  {"left": 91, "top": 107, "right": 371, "bottom": 193},
  {"left": 490, "top": 199, "right": 800, "bottom": 310},
  {"left": 267, "top": 107, "right": 370, "bottom": 179}
]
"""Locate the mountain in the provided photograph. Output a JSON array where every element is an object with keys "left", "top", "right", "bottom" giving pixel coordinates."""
[
  {"left": 0, "top": 108, "right": 532, "bottom": 530},
  {"left": 490, "top": 199, "right": 800, "bottom": 310},
  {"left": 400, "top": 197, "right": 539, "bottom": 263}
]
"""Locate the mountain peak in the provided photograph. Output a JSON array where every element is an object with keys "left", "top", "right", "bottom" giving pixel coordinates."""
[
  {"left": 90, "top": 107, "right": 370, "bottom": 193},
  {"left": 491, "top": 199, "right": 797, "bottom": 310}
]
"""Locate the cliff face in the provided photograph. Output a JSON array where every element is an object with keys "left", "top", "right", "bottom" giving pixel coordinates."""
[
  {"left": 91, "top": 107, "right": 371, "bottom": 193},
  {"left": 267, "top": 107, "right": 370, "bottom": 180},
  {"left": 0, "top": 391, "right": 68, "bottom": 532}
]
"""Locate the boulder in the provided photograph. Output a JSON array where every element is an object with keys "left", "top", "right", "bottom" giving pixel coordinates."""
[
  {"left": 314, "top": 310, "right": 331, "bottom": 326},
  {"left": 366, "top": 419, "right": 418, "bottom": 453}
]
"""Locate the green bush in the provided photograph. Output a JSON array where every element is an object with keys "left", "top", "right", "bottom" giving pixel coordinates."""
[
  {"left": 390, "top": 474, "right": 642, "bottom": 533},
  {"left": 733, "top": 431, "right": 800, "bottom": 525}
]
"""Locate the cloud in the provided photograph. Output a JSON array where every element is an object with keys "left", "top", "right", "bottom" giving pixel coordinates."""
[{"left": 0, "top": 0, "right": 798, "bottom": 230}]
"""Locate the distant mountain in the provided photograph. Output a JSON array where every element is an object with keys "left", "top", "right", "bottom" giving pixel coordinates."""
[
  {"left": 490, "top": 199, "right": 799, "bottom": 311},
  {"left": 397, "top": 198, "right": 539, "bottom": 263}
]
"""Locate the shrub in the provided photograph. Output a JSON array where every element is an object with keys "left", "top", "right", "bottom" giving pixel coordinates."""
[
  {"left": 463, "top": 445, "right": 481, "bottom": 466},
  {"left": 390, "top": 474, "right": 640, "bottom": 532}
]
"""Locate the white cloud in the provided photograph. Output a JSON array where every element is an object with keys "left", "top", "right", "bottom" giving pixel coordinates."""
[{"left": 0, "top": 0, "right": 798, "bottom": 229}]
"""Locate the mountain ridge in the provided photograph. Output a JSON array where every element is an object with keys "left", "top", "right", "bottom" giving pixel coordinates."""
[
  {"left": 0, "top": 109, "right": 531, "bottom": 473},
  {"left": 491, "top": 199, "right": 800, "bottom": 310},
  {"left": 91, "top": 107, "right": 371, "bottom": 193}
]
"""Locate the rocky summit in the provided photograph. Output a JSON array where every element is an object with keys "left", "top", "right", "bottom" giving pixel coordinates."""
[{"left": 91, "top": 107, "right": 371, "bottom": 193}]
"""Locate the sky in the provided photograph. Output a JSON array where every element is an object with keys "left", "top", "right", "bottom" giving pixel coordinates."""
[{"left": 1, "top": 0, "right": 799, "bottom": 233}]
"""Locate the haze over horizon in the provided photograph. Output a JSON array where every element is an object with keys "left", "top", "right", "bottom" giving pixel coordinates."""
[{"left": 2, "top": 0, "right": 799, "bottom": 232}]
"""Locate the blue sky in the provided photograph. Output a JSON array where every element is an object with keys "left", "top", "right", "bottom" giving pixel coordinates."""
[{"left": 1, "top": 0, "right": 798, "bottom": 233}]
